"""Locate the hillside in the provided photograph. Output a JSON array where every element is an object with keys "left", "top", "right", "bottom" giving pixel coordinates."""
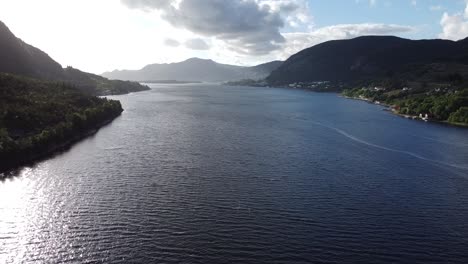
[
  {"left": 267, "top": 36, "right": 468, "bottom": 85},
  {"left": 0, "top": 21, "right": 63, "bottom": 80},
  {"left": 0, "top": 73, "right": 124, "bottom": 171},
  {"left": 264, "top": 35, "right": 468, "bottom": 126},
  {"left": 102, "top": 58, "right": 283, "bottom": 82},
  {"left": 343, "top": 84, "right": 468, "bottom": 126},
  {"left": 63, "top": 67, "right": 150, "bottom": 95},
  {"left": 0, "top": 21, "right": 148, "bottom": 95}
]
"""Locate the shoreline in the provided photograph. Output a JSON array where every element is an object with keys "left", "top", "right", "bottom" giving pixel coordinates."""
[
  {"left": 342, "top": 95, "right": 468, "bottom": 128},
  {"left": 257, "top": 85, "right": 467, "bottom": 128},
  {"left": 0, "top": 114, "right": 121, "bottom": 176}
]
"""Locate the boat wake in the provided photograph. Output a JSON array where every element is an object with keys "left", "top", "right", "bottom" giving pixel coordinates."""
[
  {"left": 310, "top": 121, "right": 468, "bottom": 171},
  {"left": 103, "top": 146, "right": 124, "bottom": 151},
  {"left": 413, "top": 135, "right": 468, "bottom": 147}
]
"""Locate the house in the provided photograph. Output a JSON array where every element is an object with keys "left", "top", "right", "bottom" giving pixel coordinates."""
[
  {"left": 374, "top": 87, "right": 385, "bottom": 91},
  {"left": 419, "top": 113, "right": 429, "bottom": 121},
  {"left": 423, "top": 114, "right": 429, "bottom": 121}
]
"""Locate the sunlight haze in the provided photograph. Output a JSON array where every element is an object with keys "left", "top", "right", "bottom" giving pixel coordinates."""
[{"left": 1, "top": 0, "right": 467, "bottom": 74}]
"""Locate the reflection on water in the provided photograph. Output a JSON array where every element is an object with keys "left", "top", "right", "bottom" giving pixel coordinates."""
[
  {"left": 1, "top": 84, "right": 468, "bottom": 263},
  {"left": 1, "top": 167, "right": 49, "bottom": 263}
]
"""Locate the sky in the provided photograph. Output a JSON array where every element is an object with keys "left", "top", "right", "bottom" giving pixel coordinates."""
[{"left": 0, "top": 0, "right": 468, "bottom": 74}]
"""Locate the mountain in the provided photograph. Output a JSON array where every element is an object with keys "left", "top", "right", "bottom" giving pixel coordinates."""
[
  {"left": 247, "top": 60, "right": 284, "bottom": 78},
  {"left": 0, "top": 21, "right": 63, "bottom": 80},
  {"left": 0, "top": 21, "right": 148, "bottom": 95},
  {"left": 102, "top": 58, "right": 283, "bottom": 82},
  {"left": 266, "top": 36, "right": 468, "bottom": 85},
  {"left": 62, "top": 67, "right": 150, "bottom": 95}
]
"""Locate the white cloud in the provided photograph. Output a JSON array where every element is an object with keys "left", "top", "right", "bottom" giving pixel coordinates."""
[
  {"left": 258, "top": 0, "right": 313, "bottom": 28},
  {"left": 430, "top": 5, "right": 443, "bottom": 11},
  {"left": 466, "top": 2, "right": 468, "bottom": 18},
  {"left": 439, "top": 2, "right": 468, "bottom": 40},
  {"left": 164, "top": 38, "right": 180, "bottom": 47},
  {"left": 122, "top": 0, "right": 288, "bottom": 55},
  {"left": 185, "top": 38, "right": 210, "bottom": 50}
]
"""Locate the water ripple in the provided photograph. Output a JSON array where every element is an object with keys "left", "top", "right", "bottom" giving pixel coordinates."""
[{"left": 1, "top": 85, "right": 468, "bottom": 263}]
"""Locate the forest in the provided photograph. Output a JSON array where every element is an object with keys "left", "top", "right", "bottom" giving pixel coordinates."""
[
  {"left": 0, "top": 73, "right": 123, "bottom": 171},
  {"left": 343, "top": 84, "right": 468, "bottom": 126}
]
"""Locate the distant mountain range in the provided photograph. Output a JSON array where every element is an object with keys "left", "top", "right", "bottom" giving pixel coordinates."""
[
  {"left": 267, "top": 36, "right": 468, "bottom": 85},
  {"left": 0, "top": 21, "right": 148, "bottom": 95},
  {"left": 4, "top": 16, "right": 467, "bottom": 93},
  {"left": 102, "top": 58, "right": 283, "bottom": 82}
]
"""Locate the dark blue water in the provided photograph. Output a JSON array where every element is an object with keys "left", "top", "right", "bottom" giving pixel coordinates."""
[{"left": 1, "top": 84, "right": 468, "bottom": 263}]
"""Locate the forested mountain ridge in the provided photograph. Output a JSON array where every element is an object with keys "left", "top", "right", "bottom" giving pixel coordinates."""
[
  {"left": 267, "top": 36, "right": 468, "bottom": 85},
  {"left": 0, "top": 73, "right": 124, "bottom": 171},
  {"left": 0, "top": 21, "right": 149, "bottom": 95},
  {"left": 262, "top": 35, "right": 468, "bottom": 126}
]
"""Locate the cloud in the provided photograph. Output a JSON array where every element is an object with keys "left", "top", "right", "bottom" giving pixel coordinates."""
[
  {"left": 430, "top": 5, "right": 443, "bottom": 11},
  {"left": 164, "top": 38, "right": 180, "bottom": 47},
  {"left": 276, "top": 23, "right": 415, "bottom": 60},
  {"left": 121, "top": 0, "right": 415, "bottom": 62},
  {"left": 121, "top": 0, "right": 291, "bottom": 55},
  {"left": 439, "top": 2, "right": 468, "bottom": 40},
  {"left": 121, "top": 0, "right": 170, "bottom": 10},
  {"left": 185, "top": 38, "right": 210, "bottom": 50},
  {"left": 258, "top": 0, "right": 312, "bottom": 28}
]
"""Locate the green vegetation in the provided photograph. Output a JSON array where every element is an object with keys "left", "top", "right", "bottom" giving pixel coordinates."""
[
  {"left": 225, "top": 79, "right": 267, "bottom": 87},
  {"left": 0, "top": 73, "right": 123, "bottom": 171},
  {"left": 343, "top": 84, "right": 468, "bottom": 126},
  {"left": 448, "top": 107, "right": 468, "bottom": 125}
]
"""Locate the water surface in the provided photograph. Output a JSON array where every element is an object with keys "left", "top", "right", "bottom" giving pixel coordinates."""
[{"left": 1, "top": 84, "right": 468, "bottom": 263}]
